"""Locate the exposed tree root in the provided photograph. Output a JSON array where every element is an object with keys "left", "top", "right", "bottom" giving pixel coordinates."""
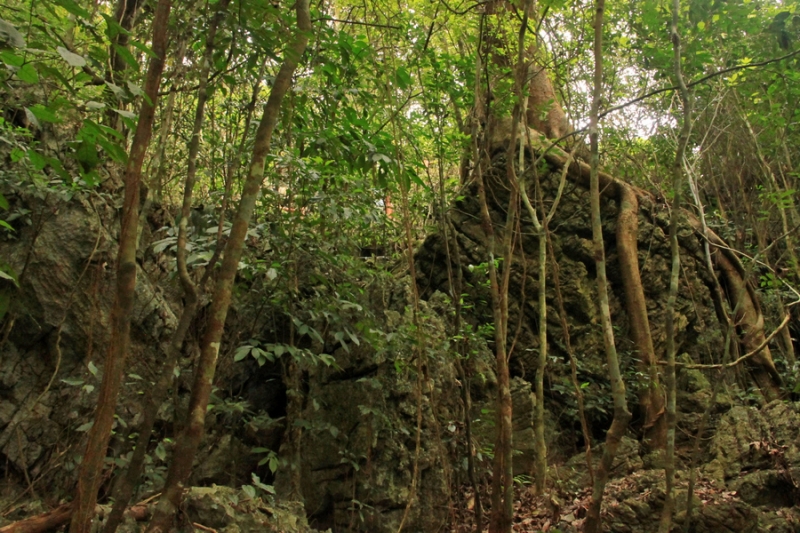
[
  {"left": 541, "top": 150, "right": 783, "bottom": 401},
  {"left": 704, "top": 239, "right": 783, "bottom": 400},
  {"left": 0, "top": 504, "right": 73, "bottom": 533},
  {"left": 615, "top": 185, "right": 666, "bottom": 447}
]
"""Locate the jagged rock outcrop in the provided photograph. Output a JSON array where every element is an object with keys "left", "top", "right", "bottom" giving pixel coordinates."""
[
  {"left": 0, "top": 130, "right": 794, "bottom": 533},
  {"left": 415, "top": 146, "right": 724, "bottom": 444},
  {"left": 0, "top": 192, "right": 177, "bottom": 489},
  {"left": 272, "top": 287, "right": 493, "bottom": 532}
]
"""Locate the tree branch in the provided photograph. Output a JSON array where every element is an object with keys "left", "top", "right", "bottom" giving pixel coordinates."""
[
  {"left": 671, "top": 313, "right": 791, "bottom": 370},
  {"left": 599, "top": 48, "right": 800, "bottom": 120}
]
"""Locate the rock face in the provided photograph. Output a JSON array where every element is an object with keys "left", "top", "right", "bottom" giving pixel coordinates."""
[
  {"left": 415, "top": 148, "right": 722, "bottom": 445},
  {"left": 0, "top": 486, "right": 314, "bottom": 533},
  {"left": 273, "top": 289, "right": 489, "bottom": 533},
  {"left": 0, "top": 192, "right": 177, "bottom": 489},
  {"left": 706, "top": 401, "right": 800, "bottom": 508},
  {"left": 1, "top": 139, "right": 796, "bottom": 533}
]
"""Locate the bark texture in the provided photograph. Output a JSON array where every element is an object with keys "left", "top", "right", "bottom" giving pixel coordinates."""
[
  {"left": 69, "top": 2, "right": 171, "bottom": 531},
  {"left": 144, "top": 2, "right": 311, "bottom": 530}
]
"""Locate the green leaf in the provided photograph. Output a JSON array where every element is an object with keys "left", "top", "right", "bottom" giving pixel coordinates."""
[
  {"left": 406, "top": 167, "right": 430, "bottom": 191},
  {"left": 88, "top": 361, "right": 98, "bottom": 376},
  {"left": 345, "top": 328, "right": 360, "bottom": 346},
  {"left": 126, "top": 81, "right": 144, "bottom": 97},
  {"left": 129, "top": 39, "right": 156, "bottom": 59},
  {"left": 27, "top": 150, "right": 46, "bottom": 170},
  {"left": 27, "top": 104, "right": 60, "bottom": 123},
  {"left": 76, "top": 141, "right": 99, "bottom": 171},
  {"left": 0, "top": 220, "right": 13, "bottom": 232},
  {"left": 38, "top": 65, "right": 74, "bottom": 94},
  {"left": 105, "top": 82, "right": 127, "bottom": 100},
  {"left": 0, "top": 193, "right": 8, "bottom": 210},
  {"left": 101, "top": 13, "right": 131, "bottom": 39},
  {"left": 234, "top": 345, "right": 252, "bottom": 362},
  {"left": 0, "top": 265, "right": 16, "bottom": 281},
  {"left": 0, "top": 50, "right": 23, "bottom": 67},
  {"left": 155, "top": 442, "right": 167, "bottom": 461},
  {"left": 17, "top": 64, "right": 39, "bottom": 84},
  {"left": 242, "top": 485, "right": 256, "bottom": 499},
  {"left": 54, "top": 0, "right": 91, "bottom": 19},
  {"left": 113, "top": 108, "right": 137, "bottom": 120},
  {"left": 56, "top": 46, "right": 87, "bottom": 68},
  {"left": 76, "top": 422, "right": 94, "bottom": 432},
  {"left": 61, "top": 378, "right": 84, "bottom": 386},
  {"left": 395, "top": 66, "right": 412, "bottom": 89},
  {"left": 113, "top": 45, "right": 139, "bottom": 71}
]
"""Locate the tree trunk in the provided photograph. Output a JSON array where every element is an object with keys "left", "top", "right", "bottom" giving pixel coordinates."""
[
  {"left": 102, "top": 8, "right": 230, "bottom": 532},
  {"left": 660, "top": 0, "right": 693, "bottom": 526},
  {"left": 105, "top": 0, "right": 143, "bottom": 131},
  {"left": 583, "top": 0, "right": 633, "bottom": 530},
  {"left": 144, "top": 2, "right": 311, "bottom": 530},
  {"left": 69, "top": 3, "right": 171, "bottom": 532}
]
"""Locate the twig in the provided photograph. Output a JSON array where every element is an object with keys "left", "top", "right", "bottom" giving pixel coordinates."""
[
  {"left": 192, "top": 523, "right": 218, "bottom": 533},
  {"left": 134, "top": 492, "right": 162, "bottom": 506},
  {"left": 668, "top": 313, "right": 791, "bottom": 370},
  {"left": 14, "top": 427, "right": 36, "bottom": 500},
  {"left": 312, "top": 16, "right": 400, "bottom": 28},
  {"left": 598, "top": 48, "right": 800, "bottom": 121}
]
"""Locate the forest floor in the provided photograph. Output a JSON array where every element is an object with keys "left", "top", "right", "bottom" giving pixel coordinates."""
[{"left": 448, "top": 469, "right": 800, "bottom": 533}]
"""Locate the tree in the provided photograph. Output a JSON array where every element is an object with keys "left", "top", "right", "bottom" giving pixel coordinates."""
[
  {"left": 582, "top": 0, "right": 632, "bottom": 530},
  {"left": 144, "top": 0, "right": 312, "bottom": 528},
  {"left": 69, "top": 2, "right": 172, "bottom": 531}
]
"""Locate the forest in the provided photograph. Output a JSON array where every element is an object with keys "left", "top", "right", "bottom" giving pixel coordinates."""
[{"left": 0, "top": 0, "right": 799, "bottom": 531}]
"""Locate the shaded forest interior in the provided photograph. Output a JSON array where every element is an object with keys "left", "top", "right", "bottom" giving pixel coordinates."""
[{"left": 1, "top": 0, "right": 800, "bottom": 532}]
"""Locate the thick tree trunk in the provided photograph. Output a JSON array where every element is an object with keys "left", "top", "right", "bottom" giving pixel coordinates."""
[
  {"left": 714, "top": 252, "right": 783, "bottom": 400},
  {"left": 144, "top": 2, "right": 311, "bottom": 530},
  {"left": 616, "top": 186, "right": 666, "bottom": 448},
  {"left": 540, "top": 151, "right": 783, "bottom": 403},
  {"left": 69, "top": 3, "right": 171, "bottom": 532}
]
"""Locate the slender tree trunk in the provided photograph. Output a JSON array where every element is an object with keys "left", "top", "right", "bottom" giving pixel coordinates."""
[
  {"left": 102, "top": 4, "right": 229, "bottom": 532},
  {"left": 521, "top": 6, "right": 664, "bottom": 445},
  {"left": 660, "top": 0, "right": 693, "bottom": 527},
  {"left": 145, "top": 2, "right": 311, "bottom": 530},
  {"left": 515, "top": 0, "right": 550, "bottom": 495},
  {"left": 69, "top": 3, "right": 171, "bottom": 533},
  {"left": 546, "top": 229, "right": 594, "bottom": 483},
  {"left": 479, "top": 154, "right": 516, "bottom": 533},
  {"left": 482, "top": 13, "right": 527, "bottom": 528},
  {"left": 465, "top": 22, "right": 487, "bottom": 531},
  {"left": 583, "top": 0, "right": 632, "bottom": 530}
]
